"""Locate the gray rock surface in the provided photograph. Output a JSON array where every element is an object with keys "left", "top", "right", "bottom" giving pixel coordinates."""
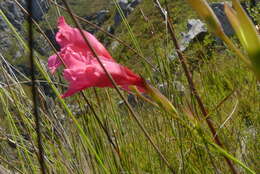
[
  {"left": 0, "top": 0, "right": 49, "bottom": 31},
  {"left": 0, "top": 16, "right": 8, "bottom": 31},
  {"left": 114, "top": 0, "right": 142, "bottom": 27},
  {"left": 85, "top": 10, "right": 110, "bottom": 26},
  {"left": 118, "top": 93, "right": 145, "bottom": 108},
  {"left": 179, "top": 19, "right": 207, "bottom": 52},
  {"left": 0, "top": 32, "right": 12, "bottom": 52},
  {"left": 25, "top": 0, "right": 49, "bottom": 21},
  {"left": 0, "top": 0, "right": 25, "bottom": 31},
  {"left": 111, "top": 41, "right": 120, "bottom": 50},
  {"left": 0, "top": 0, "right": 50, "bottom": 59},
  {"left": 84, "top": 9, "right": 110, "bottom": 33},
  {"left": 158, "top": 81, "right": 185, "bottom": 96},
  {"left": 169, "top": 19, "right": 207, "bottom": 60},
  {"left": 210, "top": 2, "right": 234, "bottom": 36},
  {"left": 0, "top": 165, "right": 13, "bottom": 174},
  {"left": 19, "top": 0, "right": 49, "bottom": 21},
  {"left": 118, "top": 81, "right": 185, "bottom": 107},
  {"left": 250, "top": 0, "right": 260, "bottom": 6},
  {"left": 170, "top": 1, "right": 259, "bottom": 60}
]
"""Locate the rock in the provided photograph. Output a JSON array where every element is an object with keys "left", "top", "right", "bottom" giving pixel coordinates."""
[
  {"left": 94, "top": 9, "right": 110, "bottom": 24},
  {"left": 0, "top": 0, "right": 49, "bottom": 31},
  {"left": 158, "top": 81, "right": 185, "bottom": 96},
  {"left": 210, "top": 2, "right": 234, "bottom": 36},
  {"left": 168, "top": 53, "right": 177, "bottom": 61},
  {"left": 0, "top": 32, "right": 12, "bottom": 52},
  {"left": 0, "top": 0, "right": 25, "bottom": 31},
  {"left": 44, "top": 29, "right": 60, "bottom": 50},
  {"left": 209, "top": 1, "right": 259, "bottom": 35},
  {"left": 0, "top": 16, "right": 8, "bottom": 31},
  {"left": 20, "top": 0, "right": 49, "bottom": 21},
  {"left": 110, "top": 0, "right": 142, "bottom": 34},
  {"left": 127, "top": 93, "right": 141, "bottom": 107},
  {"left": 111, "top": 41, "right": 120, "bottom": 50},
  {"left": 179, "top": 19, "right": 207, "bottom": 52},
  {"left": 84, "top": 9, "right": 110, "bottom": 33},
  {"left": 118, "top": 94, "right": 143, "bottom": 108},
  {"left": 85, "top": 10, "right": 110, "bottom": 26},
  {"left": 174, "top": 1, "right": 257, "bottom": 57},
  {"left": 130, "top": 0, "right": 142, "bottom": 8},
  {"left": 118, "top": 92, "right": 151, "bottom": 108},
  {"left": 0, "top": 31, "right": 24, "bottom": 61},
  {"left": 14, "top": 49, "right": 22, "bottom": 59},
  {"left": 31, "top": 0, "right": 49, "bottom": 21},
  {"left": 250, "top": 0, "right": 260, "bottom": 6},
  {"left": 118, "top": 81, "right": 185, "bottom": 108},
  {"left": 107, "top": 25, "right": 115, "bottom": 34},
  {"left": 32, "top": 28, "right": 59, "bottom": 56},
  {"left": 240, "top": 1, "right": 260, "bottom": 24},
  {"left": 114, "top": 0, "right": 142, "bottom": 26},
  {"left": 114, "top": 0, "right": 129, "bottom": 26},
  {"left": 0, "top": 165, "right": 12, "bottom": 174},
  {"left": 173, "top": 81, "right": 186, "bottom": 93},
  {"left": 169, "top": 19, "right": 207, "bottom": 60}
]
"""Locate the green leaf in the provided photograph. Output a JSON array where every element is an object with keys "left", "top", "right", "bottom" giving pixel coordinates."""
[
  {"left": 224, "top": 1, "right": 260, "bottom": 79},
  {"left": 186, "top": 0, "right": 225, "bottom": 37}
]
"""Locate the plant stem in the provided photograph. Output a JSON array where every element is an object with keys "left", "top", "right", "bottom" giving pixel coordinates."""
[
  {"left": 221, "top": 34, "right": 252, "bottom": 66},
  {"left": 27, "top": 0, "right": 47, "bottom": 173}
]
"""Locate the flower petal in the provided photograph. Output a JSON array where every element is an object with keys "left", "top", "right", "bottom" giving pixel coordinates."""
[
  {"left": 48, "top": 54, "right": 62, "bottom": 74},
  {"left": 56, "top": 17, "right": 113, "bottom": 60},
  {"left": 62, "top": 67, "right": 96, "bottom": 98},
  {"left": 61, "top": 57, "right": 145, "bottom": 97},
  {"left": 61, "top": 46, "right": 89, "bottom": 69}
]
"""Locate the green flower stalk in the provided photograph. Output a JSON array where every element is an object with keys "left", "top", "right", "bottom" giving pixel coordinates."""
[
  {"left": 144, "top": 81, "right": 178, "bottom": 115},
  {"left": 131, "top": 81, "right": 178, "bottom": 115},
  {"left": 224, "top": 0, "right": 260, "bottom": 79},
  {"left": 186, "top": 0, "right": 260, "bottom": 78}
]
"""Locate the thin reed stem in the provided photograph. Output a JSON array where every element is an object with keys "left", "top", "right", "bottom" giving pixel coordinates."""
[
  {"left": 80, "top": 92, "right": 122, "bottom": 157},
  {"left": 27, "top": 0, "right": 46, "bottom": 173}
]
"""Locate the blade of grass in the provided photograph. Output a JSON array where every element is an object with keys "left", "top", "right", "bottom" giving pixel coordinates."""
[
  {"left": 27, "top": 0, "right": 47, "bottom": 172},
  {"left": 112, "top": 0, "right": 152, "bottom": 75},
  {"left": 208, "top": 141, "right": 256, "bottom": 174}
]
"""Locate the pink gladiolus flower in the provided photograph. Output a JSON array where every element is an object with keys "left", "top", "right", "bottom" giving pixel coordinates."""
[{"left": 48, "top": 17, "right": 146, "bottom": 98}]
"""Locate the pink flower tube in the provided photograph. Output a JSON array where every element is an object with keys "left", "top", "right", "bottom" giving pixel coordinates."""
[{"left": 48, "top": 17, "right": 146, "bottom": 98}]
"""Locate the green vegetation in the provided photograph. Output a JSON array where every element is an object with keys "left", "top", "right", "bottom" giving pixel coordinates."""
[{"left": 0, "top": 0, "right": 259, "bottom": 174}]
